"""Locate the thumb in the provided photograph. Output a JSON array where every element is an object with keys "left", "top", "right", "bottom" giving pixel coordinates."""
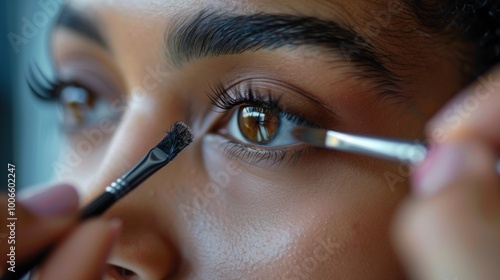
[
  {"left": 1, "top": 184, "right": 79, "bottom": 271},
  {"left": 20, "top": 184, "right": 79, "bottom": 218},
  {"left": 393, "top": 141, "right": 500, "bottom": 280}
]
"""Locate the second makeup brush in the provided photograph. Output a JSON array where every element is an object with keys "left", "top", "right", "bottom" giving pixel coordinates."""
[
  {"left": 293, "top": 126, "right": 500, "bottom": 174},
  {"left": 2, "top": 122, "right": 193, "bottom": 280}
]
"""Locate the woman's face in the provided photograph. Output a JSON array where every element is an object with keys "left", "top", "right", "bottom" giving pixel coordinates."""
[{"left": 51, "top": 0, "right": 465, "bottom": 278}]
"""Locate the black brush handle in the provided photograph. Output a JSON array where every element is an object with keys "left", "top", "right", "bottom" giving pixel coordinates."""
[
  {"left": 1, "top": 148, "right": 169, "bottom": 280},
  {"left": 80, "top": 192, "right": 116, "bottom": 220}
]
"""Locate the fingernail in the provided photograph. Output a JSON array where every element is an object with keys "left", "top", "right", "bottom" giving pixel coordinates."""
[
  {"left": 412, "top": 143, "right": 470, "bottom": 196},
  {"left": 20, "top": 184, "right": 79, "bottom": 217}
]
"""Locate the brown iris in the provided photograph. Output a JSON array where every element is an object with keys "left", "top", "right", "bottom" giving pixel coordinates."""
[
  {"left": 60, "top": 85, "right": 95, "bottom": 124},
  {"left": 238, "top": 106, "right": 280, "bottom": 144}
]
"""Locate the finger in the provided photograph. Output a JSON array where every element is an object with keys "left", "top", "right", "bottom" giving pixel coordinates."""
[
  {"left": 1, "top": 185, "right": 79, "bottom": 272},
  {"left": 427, "top": 66, "right": 500, "bottom": 148},
  {"left": 20, "top": 184, "right": 79, "bottom": 217},
  {"left": 35, "top": 219, "right": 121, "bottom": 280},
  {"left": 394, "top": 141, "right": 500, "bottom": 280}
]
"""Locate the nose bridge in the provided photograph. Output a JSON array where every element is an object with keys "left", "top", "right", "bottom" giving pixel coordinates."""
[
  {"left": 83, "top": 76, "right": 187, "bottom": 197},
  {"left": 80, "top": 87, "right": 195, "bottom": 278},
  {"left": 105, "top": 191, "right": 181, "bottom": 278},
  {"left": 103, "top": 167, "right": 185, "bottom": 278},
  {"left": 100, "top": 149, "right": 196, "bottom": 279}
]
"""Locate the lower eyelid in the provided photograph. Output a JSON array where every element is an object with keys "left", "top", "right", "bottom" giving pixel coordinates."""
[
  {"left": 206, "top": 79, "right": 328, "bottom": 167},
  {"left": 219, "top": 138, "right": 311, "bottom": 167},
  {"left": 59, "top": 59, "right": 123, "bottom": 100}
]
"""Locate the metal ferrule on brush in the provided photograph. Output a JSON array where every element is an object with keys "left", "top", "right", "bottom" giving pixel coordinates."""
[
  {"left": 80, "top": 147, "right": 170, "bottom": 220},
  {"left": 79, "top": 121, "right": 193, "bottom": 221},
  {"left": 2, "top": 122, "right": 193, "bottom": 280},
  {"left": 106, "top": 147, "right": 169, "bottom": 199},
  {"left": 324, "top": 130, "right": 428, "bottom": 164}
]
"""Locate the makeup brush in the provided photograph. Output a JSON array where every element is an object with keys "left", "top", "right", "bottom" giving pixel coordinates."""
[
  {"left": 293, "top": 127, "right": 500, "bottom": 174},
  {"left": 2, "top": 122, "right": 193, "bottom": 280},
  {"left": 80, "top": 122, "right": 193, "bottom": 219}
]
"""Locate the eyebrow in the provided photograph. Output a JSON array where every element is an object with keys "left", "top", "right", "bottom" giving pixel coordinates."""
[
  {"left": 166, "top": 11, "right": 400, "bottom": 93},
  {"left": 54, "top": 5, "right": 108, "bottom": 50}
]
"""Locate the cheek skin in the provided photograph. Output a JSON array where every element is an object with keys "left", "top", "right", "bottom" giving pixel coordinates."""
[
  {"left": 59, "top": 0, "right": 462, "bottom": 278},
  {"left": 197, "top": 134, "right": 407, "bottom": 279}
]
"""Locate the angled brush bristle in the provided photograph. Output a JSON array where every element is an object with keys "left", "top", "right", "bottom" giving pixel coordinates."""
[
  {"left": 156, "top": 122, "right": 194, "bottom": 158},
  {"left": 292, "top": 127, "right": 327, "bottom": 147}
]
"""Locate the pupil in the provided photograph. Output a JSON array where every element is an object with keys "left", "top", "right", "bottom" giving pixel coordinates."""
[{"left": 238, "top": 106, "right": 279, "bottom": 144}]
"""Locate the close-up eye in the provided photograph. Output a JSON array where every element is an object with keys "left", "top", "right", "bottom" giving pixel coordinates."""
[
  {"left": 26, "top": 63, "right": 122, "bottom": 132},
  {"left": 207, "top": 80, "right": 317, "bottom": 165},
  {"left": 226, "top": 105, "right": 302, "bottom": 147}
]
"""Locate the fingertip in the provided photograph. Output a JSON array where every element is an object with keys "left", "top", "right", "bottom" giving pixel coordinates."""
[
  {"left": 411, "top": 141, "right": 498, "bottom": 197},
  {"left": 20, "top": 184, "right": 80, "bottom": 218}
]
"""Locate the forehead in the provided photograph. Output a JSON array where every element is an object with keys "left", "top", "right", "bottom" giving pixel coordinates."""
[
  {"left": 59, "top": 0, "right": 402, "bottom": 62},
  {"left": 64, "top": 0, "right": 386, "bottom": 27}
]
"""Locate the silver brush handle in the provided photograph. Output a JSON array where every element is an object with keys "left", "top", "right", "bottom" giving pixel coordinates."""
[
  {"left": 325, "top": 130, "right": 427, "bottom": 164},
  {"left": 325, "top": 130, "right": 500, "bottom": 174}
]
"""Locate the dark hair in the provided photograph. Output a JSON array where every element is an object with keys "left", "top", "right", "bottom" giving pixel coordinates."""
[{"left": 407, "top": 0, "right": 500, "bottom": 79}]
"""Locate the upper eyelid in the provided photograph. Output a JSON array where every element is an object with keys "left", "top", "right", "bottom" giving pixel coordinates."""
[
  {"left": 207, "top": 82, "right": 280, "bottom": 112},
  {"left": 206, "top": 79, "right": 332, "bottom": 129},
  {"left": 27, "top": 61, "right": 127, "bottom": 122},
  {"left": 208, "top": 77, "right": 340, "bottom": 118},
  {"left": 207, "top": 81, "right": 304, "bottom": 127},
  {"left": 51, "top": 26, "right": 127, "bottom": 96},
  {"left": 49, "top": 56, "right": 126, "bottom": 101}
]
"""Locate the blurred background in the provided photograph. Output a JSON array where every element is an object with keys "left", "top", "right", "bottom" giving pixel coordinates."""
[{"left": 1, "top": 0, "right": 64, "bottom": 191}]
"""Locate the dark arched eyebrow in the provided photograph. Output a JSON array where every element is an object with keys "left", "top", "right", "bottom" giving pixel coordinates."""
[
  {"left": 166, "top": 11, "right": 400, "bottom": 93},
  {"left": 53, "top": 7, "right": 401, "bottom": 95},
  {"left": 54, "top": 5, "right": 108, "bottom": 50}
]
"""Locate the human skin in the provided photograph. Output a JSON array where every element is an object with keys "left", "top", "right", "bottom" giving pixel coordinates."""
[{"left": 8, "top": 0, "right": 476, "bottom": 279}]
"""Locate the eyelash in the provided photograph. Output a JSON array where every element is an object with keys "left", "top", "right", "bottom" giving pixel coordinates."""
[
  {"left": 28, "top": 63, "right": 312, "bottom": 165},
  {"left": 26, "top": 63, "right": 123, "bottom": 132},
  {"left": 27, "top": 63, "right": 67, "bottom": 100},
  {"left": 208, "top": 82, "right": 311, "bottom": 125},
  {"left": 207, "top": 81, "right": 314, "bottom": 166}
]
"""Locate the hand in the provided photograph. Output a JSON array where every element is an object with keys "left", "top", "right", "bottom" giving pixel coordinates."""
[
  {"left": 394, "top": 66, "right": 500, "bottom": 280},
  {"left": 0, "top": 184, "right": 121, "bottom": 280}
]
